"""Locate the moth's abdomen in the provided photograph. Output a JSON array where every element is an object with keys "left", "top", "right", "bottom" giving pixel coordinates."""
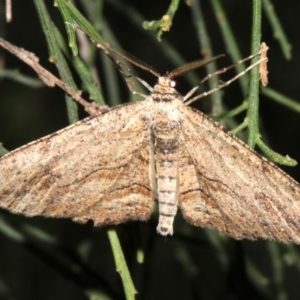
[{"left": 154, "top": 131, "right": 180, "bottom": 235}]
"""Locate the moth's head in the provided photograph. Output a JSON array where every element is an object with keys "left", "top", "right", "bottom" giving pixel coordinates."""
[
  {"left": 151, "top": 76, "right": 181, "bottom": 102},
  {"left": 156, "top": 76, "right": 177, "bottom": 89}
]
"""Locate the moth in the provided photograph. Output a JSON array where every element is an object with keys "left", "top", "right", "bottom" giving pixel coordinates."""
[{"left": 1, "top": 39, "right": 300, "bottom": 243}]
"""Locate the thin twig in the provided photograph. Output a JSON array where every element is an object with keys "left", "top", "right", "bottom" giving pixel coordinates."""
[{"left": 0, "top": 37, "right": 108, "bottom": 115}]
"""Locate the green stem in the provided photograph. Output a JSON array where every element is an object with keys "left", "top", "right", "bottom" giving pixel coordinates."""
[
  {"left": 267, "top": 242, "right": 287, "bottom": 299},
  {"left": 55, "top": 0, "right": 78, "bottom": 56},
  {"left": 230, "top": 120, "right": 248, "bottom": 136},
  {"left": 0, "top": 69, "right": 44, "bottom": 87},
  {"left": 256, "top": 138, "right": 297, "bottom": 166},
  {"left": 262, "top": 87, "right": 300, "bottom": 113},
  {"left": 0, "top": 144, "right": 9, "bottom": 157},
  {"left": 246, "top": 0, "right": 262, "bottom": 148},
  {"left": 143, "top": 0, "right": 180, "bottom": 39},
  {"left": 262, "top": 0, "right": 292, "bottom": 60},
  {"left": 34, "top": 0, "right": 79, "bottom": 124},
  {"left": 213, "top": 101, "right": 248, "bottom": 121},
  {"left": 210, "top": 0, "right": 248, "bottom": 95},
  {"left": 107, "top": 229, "right": 136, "bottom": 300},
  {"left": 191, "top": 0, "right": 223, "bottom": 115}
]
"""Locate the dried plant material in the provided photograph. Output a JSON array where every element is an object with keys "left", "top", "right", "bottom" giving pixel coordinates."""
[
  {"left": 1, "top": 38, "right": 299, "bottom": 243},
  {"left": 6, "top": 0, "right": 12, "bottom": 22},
  {"left": 260, "top": 42, "right": 269, "bottom": 86},
  {"left": 0, "top": 37, "right": 108, "bottom": 115}
]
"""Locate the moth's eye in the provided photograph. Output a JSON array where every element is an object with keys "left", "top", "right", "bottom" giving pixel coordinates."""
[{"left": 170, "top": 80, "right": 176, "bottom": 88}]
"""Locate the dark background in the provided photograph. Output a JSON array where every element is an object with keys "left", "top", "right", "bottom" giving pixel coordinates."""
[{"left": 1, "top": 1, "right": 300, "bottom": 299}]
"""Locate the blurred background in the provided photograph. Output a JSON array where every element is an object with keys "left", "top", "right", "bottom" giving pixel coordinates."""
[{"left": 1, "top": 1, "right": 300, "bottom": 299}]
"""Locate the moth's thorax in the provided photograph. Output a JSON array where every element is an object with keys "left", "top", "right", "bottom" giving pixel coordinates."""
[{"left": 144, "top": 76, "right": 184, "bottom": 127}]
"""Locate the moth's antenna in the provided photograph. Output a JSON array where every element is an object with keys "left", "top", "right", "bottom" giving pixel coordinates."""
[
  {"left": 96, "top": 42, "right": 161, "bottom": 78},
  {"left": 184, "top": 46, "right": 269, "bottom": 105},
  {"left": 168, "top": 55, "right": 225, "bottom": 79},
  {"left": 93, "top": 42, "right": 154, "bottom": 97}
]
